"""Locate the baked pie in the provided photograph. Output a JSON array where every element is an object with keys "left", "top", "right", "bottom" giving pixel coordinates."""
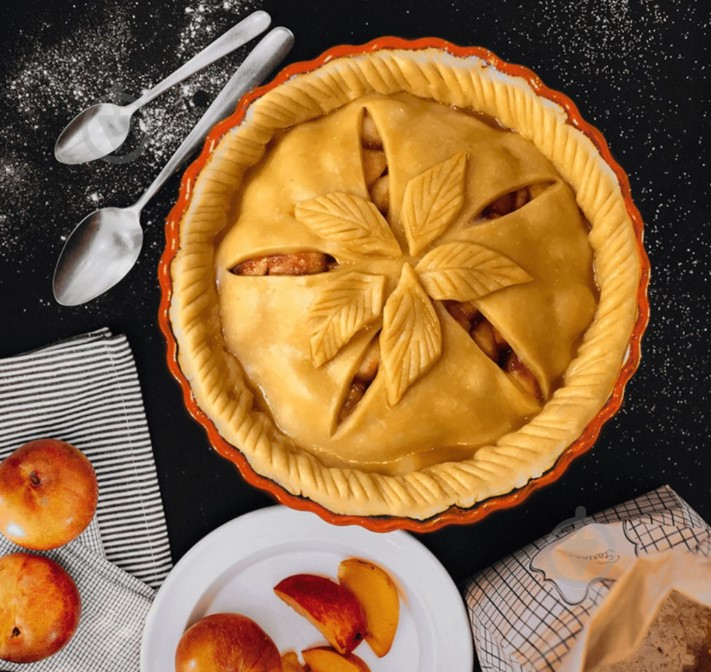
[{"left": 166, "top": 43, "right": 645, "bottom": 522}]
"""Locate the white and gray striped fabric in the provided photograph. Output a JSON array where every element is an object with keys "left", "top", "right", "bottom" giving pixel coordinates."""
[
  {"left": 0, "top": 328, "right": 172, "bottom": 587},
  {"left": 0, "top": 329, "right": 173, "bottom": 671}
]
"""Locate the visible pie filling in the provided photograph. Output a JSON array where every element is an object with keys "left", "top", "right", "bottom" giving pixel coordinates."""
[
  {"left": 361, "top": 110, "right": 389, "bottom": 215},
  {"left": 443, "top": 300, "right": 542, "bottom": 400},
  {"left": 480, "top": 183, "right": 550, "bottom": 220},
  {"left": 230, "top": 252, "right": 337, "bottom": 276},
  {"left": 339, "top": 337, "right": 380, "bottom": 423},
  {"left": 214, "top": 92, "right": 598, "bottom": 473}
]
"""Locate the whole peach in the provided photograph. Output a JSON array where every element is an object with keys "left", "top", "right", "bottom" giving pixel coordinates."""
[
  {"left": 0, "top": 439, "right": 98, "bottom": 550},
  {"left": 0, "top": 553, "right": 81, "bottom": 663},
  {"left": 175, "top": 613, "right": 282, "bottom": 672}
]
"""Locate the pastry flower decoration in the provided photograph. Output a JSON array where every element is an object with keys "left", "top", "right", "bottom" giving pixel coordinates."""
[{"left": 294, "top": 150, "right": 532, "bottom": 406}]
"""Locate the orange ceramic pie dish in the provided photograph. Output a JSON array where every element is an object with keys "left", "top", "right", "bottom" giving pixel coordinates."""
[{"left": 158, "top": 38, "right": 650, "bottom": 532}]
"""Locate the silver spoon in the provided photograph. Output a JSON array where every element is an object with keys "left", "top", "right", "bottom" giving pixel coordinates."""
[
  {"left": 54, "top": 10, "right": 271, "bottom": 165},
  {"left": 52, "top": 27, "right": 295, "bottom": 307}
]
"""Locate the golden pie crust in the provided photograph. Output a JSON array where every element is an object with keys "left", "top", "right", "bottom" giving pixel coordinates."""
[{"left": 169, "top": 48, "right": 641, "bottom": 520}]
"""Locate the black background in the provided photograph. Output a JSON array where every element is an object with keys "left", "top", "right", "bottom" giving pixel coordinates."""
[{"left": 1, "top": 1, "right": 709, "bottom": 669}]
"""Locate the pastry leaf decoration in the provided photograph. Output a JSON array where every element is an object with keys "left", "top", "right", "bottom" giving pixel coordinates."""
[
  {"left": 416, "top": 242, "right": 532, "bottom": 302},
  {"left": 310, "top": 272, "right": 386, "bottom": 367},
  {"left": 401, "top": 151, "right": 468, "bottom": 256},
  {"left": 380, "top": 265, "right": 442, "bottom": 405},
  {"left": 295, "top": 193, "right": 401, "bottom": 258},
  {"left": 246, "top": 116, "right": 539, "bottom": 412}
]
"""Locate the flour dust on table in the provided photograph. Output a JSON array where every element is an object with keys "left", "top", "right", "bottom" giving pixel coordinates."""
[{"left": 0, "top": 0, "right": 258, "bottom": 314}]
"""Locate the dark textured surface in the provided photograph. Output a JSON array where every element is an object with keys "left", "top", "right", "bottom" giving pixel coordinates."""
[{"left": 1, "top": 0, "right": 709, "bottom": 668}]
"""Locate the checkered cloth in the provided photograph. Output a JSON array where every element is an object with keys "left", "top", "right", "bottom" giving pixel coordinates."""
[
  {"left": 465, "top": 486, "right": 711, "bottom": 672},
  {"left": 0, "top": 329, "right": 173, "bottom": 671}
]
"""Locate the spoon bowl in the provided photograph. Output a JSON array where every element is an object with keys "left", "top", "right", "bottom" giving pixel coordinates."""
[
  {"left": 53, "top": 11, "right": 271, "bottom": 165},
  {"left": 53, "top": 207, "right": 143, "bottom": 306},
  {"left": 54, "top": 103, "right": 134, "bottom": 165},
  {"left": 52, "top": 27, "right": 295, "bottom": 306}
]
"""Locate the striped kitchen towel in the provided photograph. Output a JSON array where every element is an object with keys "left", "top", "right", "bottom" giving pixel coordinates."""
[
  {"left": 0, "top": 328, "right": 172, "bottom": 587},
  {"left": 0, "top": 328, "right": 173, "bottom": 671}
]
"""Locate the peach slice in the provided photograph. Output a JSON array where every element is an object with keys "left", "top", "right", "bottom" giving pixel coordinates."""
[
  {"left": 302, "top": 646, "right": 371, "bottom": 672},
  {"left": 362, "top": 149, "right": 387, "bottom": 186},
  {"left": 370, "top": 175, "right": 389, "bottom": 214},
  {"left": 281, "top": 651, "right": 306, "bottom": 672},
  {"left": 338, "top": 558, "right": 400, "bottom": 657},
  {"left": 470, "top": 319, "right": 499, "bottom": 362},
  {"left": 503, "top": 351, "right": 542, "bottom": 400},
  {"left": 274, "top": 574, "right": 366, "bottom": 654},
  {"left": 361, "top": 112, "right": 383, "bottom": 149}
]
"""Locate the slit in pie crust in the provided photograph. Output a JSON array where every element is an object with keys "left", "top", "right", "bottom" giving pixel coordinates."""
[{"left": 168, "top": 47, "right": 642, "bottom": 521}]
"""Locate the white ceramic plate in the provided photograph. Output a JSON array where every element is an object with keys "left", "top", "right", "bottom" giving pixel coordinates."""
[{"left": 141, "top": 505, "right": 473, "bottom": 671}]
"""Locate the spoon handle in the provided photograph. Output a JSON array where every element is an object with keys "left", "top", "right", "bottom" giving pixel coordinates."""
[
  {"left": 132, "top": 27, "right": 294, "bottom": 212},
  {"left": 131, "top": 10, "right": 271, "bottom": 111}
]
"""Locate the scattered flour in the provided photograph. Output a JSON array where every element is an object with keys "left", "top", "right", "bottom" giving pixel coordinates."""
[{"left": 0, "top": 0, "right": 258, "bottom": 270}]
